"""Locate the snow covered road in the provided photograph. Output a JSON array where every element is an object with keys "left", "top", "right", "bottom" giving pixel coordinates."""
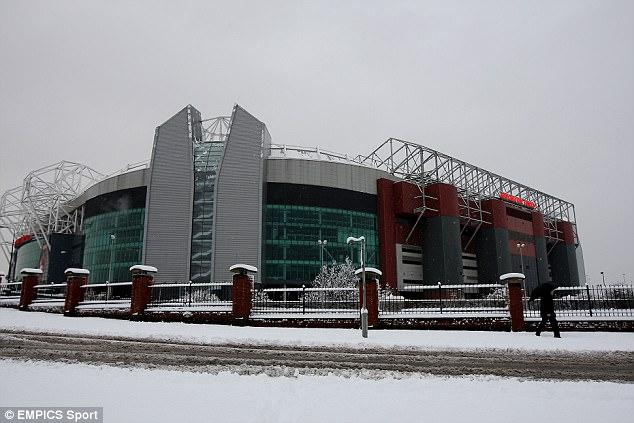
[{"left": 2, "top": 329, "right": 632, "bottom": 382}]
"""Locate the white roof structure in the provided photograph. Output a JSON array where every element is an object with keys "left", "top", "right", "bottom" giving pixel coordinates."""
[
  {"left": 130, "top": 265, "right": 158, "bottom": 273},
  {"left": 64, "top": 268, "right": 90, "bottom": 275},
  {"left": 229, "top": 264, "right": 258, "bottom": 274},
  {"left": 20, "top": 268, "right": 43, "bottom": 275}
]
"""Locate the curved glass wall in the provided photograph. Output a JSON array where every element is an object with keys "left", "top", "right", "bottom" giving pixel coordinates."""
[
  {"left": 190, "top": 140, "right": 225, "bottom": 283},
  {"left": 264, "top": 204, "right": 378, "bottom": 284},
  {"left": 82, "top": 208, "right": 145, "bottom": 283},
  {"left": 14, "top": 240, "right": 42, "bottom": 281}
]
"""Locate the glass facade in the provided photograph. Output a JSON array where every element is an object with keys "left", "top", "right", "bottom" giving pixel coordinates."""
[
  {"left": 264, "top": 204, "right": 379, "bottom": 284},
  {"left": 14, "top": 240, "right": 42, "bottom": 281},
  {"left": 190, "top": 140, "right": 225, "bottom": 283},
  {"left": 82, "top": 208, "right": 145, "bottom": 283}
]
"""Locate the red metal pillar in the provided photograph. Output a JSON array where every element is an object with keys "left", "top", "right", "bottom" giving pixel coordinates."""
[
  {"left": 359, "top": 278, "right": 379, "bottom": 327},
  {"left": 501, "top": 273, "right": 525, "bottom": 332},
  {"left": 232, "top": 273, "right": 252, "bottom": 320}
]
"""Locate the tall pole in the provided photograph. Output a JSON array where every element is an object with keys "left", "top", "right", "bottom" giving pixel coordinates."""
[
  {"left": 601, "top": 271, "right": 605, "bottom": 285},
  {"left": 107, "top": 234, "right": 116, "bottom": 282},
  {"left": 361, "top": 238, "right": 367, "bottom": 339}
]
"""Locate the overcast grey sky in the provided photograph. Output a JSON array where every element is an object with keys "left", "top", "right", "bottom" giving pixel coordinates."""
[{"left": 0, "top": 0, "right": 632, "bottom": 283}]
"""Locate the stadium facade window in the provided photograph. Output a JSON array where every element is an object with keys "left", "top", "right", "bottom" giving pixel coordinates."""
[
  {"left": 82, "top": 208, "right": 145, "bottom": 283},
  {"left": 263, "top": 204, "right": 379, "bottom": 285}
]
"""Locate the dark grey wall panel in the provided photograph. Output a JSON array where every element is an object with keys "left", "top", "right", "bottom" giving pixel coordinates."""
[
  {"left": 421, "top": 216, "right": 463, "bottom": 284},
  {"left": 475, "top": 227, "right": 512, "bottom": 284},
  {"left": 212, "top": 106, "right": 267, "bottom": 283},
  {"left": 549, "top": 244, "right": 580, "bottom": 287},
  {"left": 143, "top": 105, "right": 200, "bottom": 283}
]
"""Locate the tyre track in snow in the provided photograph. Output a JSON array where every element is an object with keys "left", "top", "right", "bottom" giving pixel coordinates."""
[{"left": 1, "top": 330, "right": 632, "bottom": 382}]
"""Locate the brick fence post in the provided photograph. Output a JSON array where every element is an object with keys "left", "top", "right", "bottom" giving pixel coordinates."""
[
  {"left": 129, "top": 265, "right": 157, "bottom": 317},
  {"left": 18, "top": 268, "right": 43, "bottom": 310},
  {"left": 63, "top": 268, "right": 89, "bottom": 316},
  {"left": 355, "top": 267, "right": 382, "bottom": 329},
  {"left": 500, "top": 273, "right": 526, "bottom": 332},
  {"left": 230, "top": 264, "right": 257, "bottom": 321}
]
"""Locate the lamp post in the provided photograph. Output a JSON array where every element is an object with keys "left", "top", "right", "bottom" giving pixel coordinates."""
[
  {"left": 317, "top": 239, "right": 328, "bottom": 269},
  {"left": 346, "top": 235, "right": 367, "bottom": 338},
  {"left": 107, "top": 234, "right": 116, "bottom": 283},
  {"left": 516, "top": 243, "right": 526, "bottom": 274},
  {"left": 600, "top": 271, "right": 605, "bottom": 286}
]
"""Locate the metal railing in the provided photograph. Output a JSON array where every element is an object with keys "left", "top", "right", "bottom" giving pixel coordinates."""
[
  {"left": 32, "top": 283, "right": 66, "bottom": 304},
  {"left": 252, "top": 286, "right": 360, "bottom": 317},
  {"left": 78, "top": 282, "right": 133, "bottom": 309},
  {"left": 379, "top": 283, "right": 508, "bottom": 317},
  {"left": 0, "top": 282, "right": 22, "bottom": 301},
  {"left": 524, "top": 285, "right": 634, "bottom": 318},
  {"left": 148, "top": 282, "right": 232, "bottom": 311}
]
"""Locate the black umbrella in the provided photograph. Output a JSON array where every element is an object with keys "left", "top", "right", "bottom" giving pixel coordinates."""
[{"left": 529, "top": 282, "right": 558, "bottom": 301}]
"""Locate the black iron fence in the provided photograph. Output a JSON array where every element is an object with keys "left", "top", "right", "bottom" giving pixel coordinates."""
[
  {"left": 79, "top": 282, "right": 133, "bottom": 309},
  {"left": 252, "top": 286, "right": 360, "bottom": 317},
  {"left": 379, "top": 283, "right": 509, "bottom": 317},
  {"left": 0, "top": 282, "right": 22, "bottom": 302},
  {"left": 148, "top": 282, "right": 232, "bottom": 311},
  {"left": 524, "top": 285, "right": 634, "bottom": 318},
  {"left": 32, "top": 283, "right": 66, "bottom": 305}
]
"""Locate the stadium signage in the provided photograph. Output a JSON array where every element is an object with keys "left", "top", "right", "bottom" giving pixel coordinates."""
[{"left": 499, "top": 192, "right": 536, "bottom": 209}]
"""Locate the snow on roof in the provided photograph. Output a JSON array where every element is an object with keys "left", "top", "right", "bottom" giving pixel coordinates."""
[
  {"left": 499, "top": 273, "right": 526, "bottom": 281},
  {"left": 20, "top": 268, "right": 43, "bottom": 275},
  {"left": 64, "top": 268, "right": 90, "bottom": 275},
  {"left": 129, "top": 265, "right": 158, "bottom": 273},
  {"left": 354, "top": 267, "right": 382, "bottom": 277},
  {"left": 229, "top": 264, "right": 258, "bottom": 274}
]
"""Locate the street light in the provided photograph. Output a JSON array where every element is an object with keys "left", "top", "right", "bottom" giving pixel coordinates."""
[
  {"left": 346, "top": 235, "right": 367, "bottom": 338},
  {"left": 601, "top": 271, "right": 605, "bottom": 286},
  {"left": 516, "top": 243, "right": 526, "bottom": 274},
  {"left": 107, "top": 234, "right": 116, "bottom": 283},
  {"left": 317, "top": 239, "right": 328, "bottom": 269}
]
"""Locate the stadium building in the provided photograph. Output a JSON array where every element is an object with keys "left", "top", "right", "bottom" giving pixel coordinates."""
[{"left": 0, "top": 104, "right": 584, "bottom": 292}]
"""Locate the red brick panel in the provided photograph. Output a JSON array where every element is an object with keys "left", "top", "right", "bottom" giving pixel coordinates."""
[
  {"left": 506, "top": 214, "right": 534, "bottom": 236},
  {"left": 556, "top": 221, "right": 575, "bottom": 246},
  {"left": 507, "top": 280, "right": 525, "bottom": 332},
  {"left": 232, "top": 274, "right": 252, "bottom": 319},
  {"left": 18, "top": 274, "right": 40, "bottom": 310},
  {"left": 130, "top": 275, "right": 153, "bottom": 315},
  {"left": 359, "top": 279, "right": 379, "bottom": 327},
  {"left": 377, "top": 179, "right": 398, "bottom": 290},
  {"left": 64, "top": 276, "right": 88, "bottom": 316},
  {"left": 392, "top": 181, "right": 422, "bottom": 216},
  {"left": 425, "top": 183, "right": 459, "bottom": 217},
  {"left": 481, "top": 199, "right": 508, "bottom": 229},
  {"left": 531, "top": 211, "right": 546, "bottom": 238}
]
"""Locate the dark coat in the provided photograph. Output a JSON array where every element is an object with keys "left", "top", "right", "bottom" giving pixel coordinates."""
[{"left": 529, "top": 283, "right": 558, "bottom": 317}]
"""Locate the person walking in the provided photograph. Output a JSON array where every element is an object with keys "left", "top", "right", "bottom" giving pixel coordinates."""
[{"left": 529, "top": 282, "right": 561, "bottom": 338}]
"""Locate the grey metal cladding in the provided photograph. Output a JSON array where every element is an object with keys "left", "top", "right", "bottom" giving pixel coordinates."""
[
  {"left": 212, "top": 105, "right": 266, "bottom": 283},
  {"left": 143, "top": 105, "right": 199, "bottom": 283},
  {"left": 66, "top": 168, "right": 149, "bottom": 210},
  {"left": 266, "top": 159, "right": 397, "bottom": 194}
]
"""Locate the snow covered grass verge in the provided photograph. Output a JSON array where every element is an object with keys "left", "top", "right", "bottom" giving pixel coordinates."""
[
  {"left": 2, "top": 307, "right": 634, "bottom": 353},
  {"left": 1, "top": 359, "right": 633, "bottom": 423}
]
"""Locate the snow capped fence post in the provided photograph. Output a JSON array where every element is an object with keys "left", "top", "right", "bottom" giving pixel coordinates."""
[
  {"left": 500, "top": 273, "right": 526, "bottom": 332},
  {"left": 18, "top": 268, "right": 42, "bottom": 310},
  {"left": 63, "top": 268, "right": 89, "bottom": 316},
  {"left": 355, "top": 267, "right": 382, "bottom": 328},
  {"left": 129, "top": 265, "right": 158, "bottom": 318},
  {"left": 230, "top": 264, "right": 257, "bottom": 322}
]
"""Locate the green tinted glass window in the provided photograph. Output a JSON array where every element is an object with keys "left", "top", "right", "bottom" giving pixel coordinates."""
[
  {"left": 263, "top": 204, "right": 379, "bottom": 284},
  {"left": 82, "top": 208, "right": 145, "bottom": 283}
]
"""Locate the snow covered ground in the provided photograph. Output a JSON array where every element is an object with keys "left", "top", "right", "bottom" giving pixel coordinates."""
[
  {"left": 1, "top": 307, "right": 633, "bottom": 352},
  {"left": 1, "top": 359, "right": 632, "bottom": 423}
]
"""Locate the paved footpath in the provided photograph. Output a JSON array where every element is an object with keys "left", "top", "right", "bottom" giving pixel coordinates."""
[{"left": 1, "top": 329, "right": 633, "bottom": 382}]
